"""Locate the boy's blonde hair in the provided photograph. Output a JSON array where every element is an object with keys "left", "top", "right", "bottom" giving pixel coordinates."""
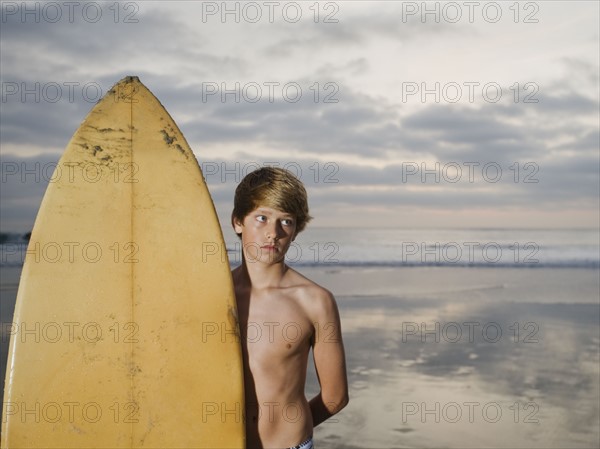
[{"left": 232, "top": 167, "right": 312, "bottom": 237}]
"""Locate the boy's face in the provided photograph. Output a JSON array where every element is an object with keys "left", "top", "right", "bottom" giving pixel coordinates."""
[{"left": 233, "top": 206, "right": 297, "bottom": 264}]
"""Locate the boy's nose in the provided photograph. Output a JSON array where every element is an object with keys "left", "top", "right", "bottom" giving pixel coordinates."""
[
  {"left": 266, "top": 223, "right": 282, "bottom": 240},
  {"left": 265, "top": 226, "right": 275, "bottom": 239}
]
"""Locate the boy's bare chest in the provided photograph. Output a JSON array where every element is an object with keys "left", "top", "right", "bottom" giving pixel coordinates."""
[{"left": 238, "top": 293, "right": 313, "bottom": 354}]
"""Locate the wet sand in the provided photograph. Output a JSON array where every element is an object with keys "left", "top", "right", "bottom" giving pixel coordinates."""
[
  {"left": 302, "top": 266, "right": 600, "bottom": 448},
  {"left": 1, "top": 266, "right": 21, "bottom": 409}
]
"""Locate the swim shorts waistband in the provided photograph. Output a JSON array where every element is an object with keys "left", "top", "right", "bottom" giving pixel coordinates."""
[{"left": 288, "top": 435, "right": 314, "bottom": 449}]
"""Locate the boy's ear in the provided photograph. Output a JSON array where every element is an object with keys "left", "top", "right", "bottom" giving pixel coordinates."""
[{"left": 232, "top": 215, "right": 244, "bottom": 234}]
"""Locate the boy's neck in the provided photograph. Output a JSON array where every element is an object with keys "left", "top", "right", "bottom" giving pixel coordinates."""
[{"left": 239, "top": 258, "right": 289, "bottom": 289}]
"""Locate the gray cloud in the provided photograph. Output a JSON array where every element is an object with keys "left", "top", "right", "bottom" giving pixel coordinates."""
[{"left": 262, "top": 2, "right": 463, "bottom": 57}]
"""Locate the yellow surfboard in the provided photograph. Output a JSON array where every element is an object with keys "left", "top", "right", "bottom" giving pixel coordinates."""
[{"left": 1, "top": 76, "right": 245, "bottom": 448}]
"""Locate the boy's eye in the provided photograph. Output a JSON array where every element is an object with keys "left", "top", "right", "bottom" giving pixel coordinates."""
[
  {"left": 281, "top": 219, "right": 294, "bottom": 226},
  {"left": 256, "top": 215, "right": 267, "bottom": 223}
]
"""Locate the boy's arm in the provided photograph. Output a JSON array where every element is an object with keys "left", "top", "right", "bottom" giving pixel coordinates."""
[{"left": 308, "top": 290, "right": 349, "bottom": 427}]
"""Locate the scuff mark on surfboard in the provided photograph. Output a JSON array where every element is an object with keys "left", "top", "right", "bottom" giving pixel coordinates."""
[
  {"left": 137, "top": 417, "right": 156, "bottom": 446},
  {"left": 160, "top": 130, "right": 175, "bottom": 145},
  {"left": 128, "top": 361, "right": 142, "bottom": 377},
  {"left": 227, "top": 305, "right": 241, "bottom": 339},
  {"left": 86, "top": 125, "right": 124, "bottom": 134},
  {"left": 70, "top": 424, "right": 85, "bottom": 435},
  {"left": 160, "top": 129, "right": 188, "bottom": 158}
]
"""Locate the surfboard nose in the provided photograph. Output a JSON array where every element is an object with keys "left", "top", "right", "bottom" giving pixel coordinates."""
[{"left": 122, "top": 75, "right": 141, "bottom": 83}]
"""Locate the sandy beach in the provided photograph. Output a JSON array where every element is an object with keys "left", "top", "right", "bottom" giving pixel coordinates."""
[
  {"left": 302, "top": 266, "right": 600, "bottom": 448},
  {"left": 2, "top": 264, "right": 599, "bottom": 447}
]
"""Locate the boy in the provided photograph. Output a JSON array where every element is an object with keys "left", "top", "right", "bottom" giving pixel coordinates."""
[{"left": 231, "top": 167, "right": 349, "bottom": 449}]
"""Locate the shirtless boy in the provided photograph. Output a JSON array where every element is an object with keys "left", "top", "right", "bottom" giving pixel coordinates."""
[{"left": 231, "top": 167, "right": 349, "bottom": 449}]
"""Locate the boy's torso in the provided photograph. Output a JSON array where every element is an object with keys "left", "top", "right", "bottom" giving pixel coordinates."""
[{"left": 233, "top": 267, "right": 317, "bottom": 448}]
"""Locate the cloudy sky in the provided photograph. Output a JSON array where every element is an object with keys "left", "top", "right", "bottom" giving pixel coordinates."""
[{"left": 1, "top": 0, "right": 598, "bottom": 231}]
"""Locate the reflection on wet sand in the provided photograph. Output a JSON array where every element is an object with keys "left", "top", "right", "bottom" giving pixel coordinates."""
[{"left": 305, "top": 267, "right": 599, "bottom": 448}]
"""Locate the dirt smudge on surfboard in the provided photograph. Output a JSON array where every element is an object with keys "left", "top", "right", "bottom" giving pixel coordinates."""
[
  {"left": 160, "top": 129, "right": 188, "bottom": 158},
  {"left": 228, "top": 305, "right": 241, "bottom": 340}
]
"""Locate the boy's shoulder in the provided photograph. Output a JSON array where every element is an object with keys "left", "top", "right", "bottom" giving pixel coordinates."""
[
  {"left": 285, "top": 266, "right": 332, "bottom": 295},
  {"left": 284, "top": 267, "right": 337, "bottom": 315}
]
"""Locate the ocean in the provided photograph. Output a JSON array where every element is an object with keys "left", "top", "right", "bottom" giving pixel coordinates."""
[
  {"left": 226, "top": 227, "right": 600, "bottom": 269},
  {"left": 2, "top": 227, "right": 598, "bottom": 269}
]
